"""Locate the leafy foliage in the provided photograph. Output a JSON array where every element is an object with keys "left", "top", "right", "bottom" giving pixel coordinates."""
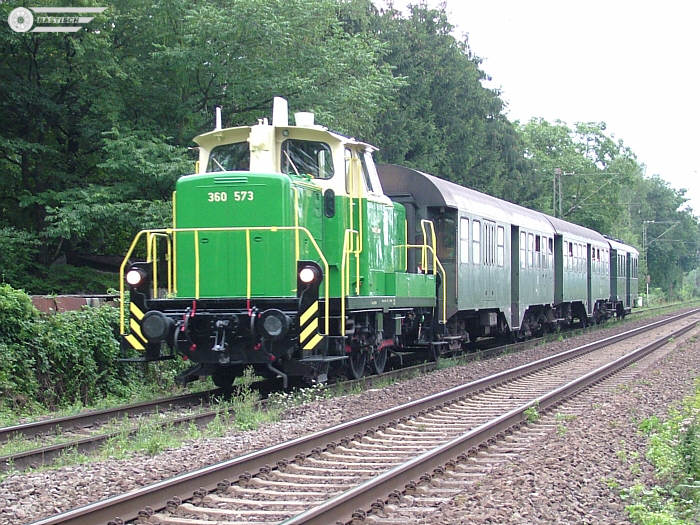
[
  {"left": 624, "top": 385, "right": 700, "bottom": 524},
  {"left": 0, "top": 284, "right": 143, "bottom": 410}
]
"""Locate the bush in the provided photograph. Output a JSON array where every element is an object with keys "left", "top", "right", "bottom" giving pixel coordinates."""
[
  {"left": 625, "top": 384, "right": 700, "bottom": 524},
  {"left": 0, "top": 285, "right": 41, "bottom": 408},
  {"left": 0, "top": 283, "right": 146, "bottom": 410},
  {"left": 31, "top": 305, "right": 142, "bottom": 407}
]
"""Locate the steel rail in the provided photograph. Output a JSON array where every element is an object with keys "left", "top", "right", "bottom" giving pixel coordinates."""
[
  {"left": 6, "top": 302, "right": 689, "bottom": 462},
  {"left": 0, "top": 409, "right": 224, "bottom": 473},
  {"left": 1, "top": 335, "right": 539, "bottom": 472},
  {"left": 284, "top": 314, "right": 699, "bottom": 524},
  {"left": 0, "top": 389, "right": 220, "bottom": 444},
  {"left": 27, "top": 308, "right": 698, "bottom": 525}
]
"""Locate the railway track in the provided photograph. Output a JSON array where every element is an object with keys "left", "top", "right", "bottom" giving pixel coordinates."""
[
  {"left": 27, "top": 307, "right": 699, "bottom": 525},
  {"left": 0, "top": 319, "right": 554, "bottom": 474},
  {"left": 2, "top": 304, "right": 694, "bottom": 474}
]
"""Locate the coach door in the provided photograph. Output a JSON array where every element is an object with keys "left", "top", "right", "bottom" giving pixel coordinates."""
[{"left": 484, "top": 220, "right": 497, "bottom": 303}]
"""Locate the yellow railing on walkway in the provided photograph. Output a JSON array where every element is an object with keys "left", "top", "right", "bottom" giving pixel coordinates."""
[
  {"left": 394, "top": 243, "right": 447, "bottom": 325},
  {"left": 340, "top": 228, "right": 360, "bottom": 335},
  {"left": 119, "top": 226, "right": 330, "bottom": 337}
]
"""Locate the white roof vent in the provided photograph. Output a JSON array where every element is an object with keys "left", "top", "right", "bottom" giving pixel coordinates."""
[{"left": 294, "top": 111, "right": 314, "bottom": 127}]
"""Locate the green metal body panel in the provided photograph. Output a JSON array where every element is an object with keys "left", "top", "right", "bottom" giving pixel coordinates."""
[
  {"left": 610, "top": 248, "right": 638, "bottom": 308},
  {"left": 172, "top": 171, "right": 434, "bottom": 308},
  {"left": 610, "top": 249, "right": 625, "bottom": 304},
  {"left": 555, "top": 235, "right": 587, "bottom": 304},
  {"left": 516, "top": 228, "right": 555, "bottom": 326},
  {"left": 456, "top": 214, "right": 511, "bottom": 316},
  {"left": 174, "top": 172, "right": 323, "bottom": 298},
  {"left": 590, "top": 251, "right": 609, "bottom": 307}
]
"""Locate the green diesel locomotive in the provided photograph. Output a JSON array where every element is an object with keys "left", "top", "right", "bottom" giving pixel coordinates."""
[{"left": 120, "top": 98, "right": 445, "bottom": 388}]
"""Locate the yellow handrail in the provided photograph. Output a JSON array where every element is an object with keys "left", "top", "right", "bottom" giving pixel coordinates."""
[
  {"left": 393, "top": 243, "right": 447, "bottom": 324},
  {"left": 340, "top": 228, "right": 359, "bottom": 336},
  {"left": 148, "top": 233, "right": 172, "bottom": 298},
  {"left": 293, "top": 187, "right": 300, "bottom": 265},
  {"left": 420, "top": 219, "right": 437, "bottom": 273},
  {"left": 194, "top": 230, "right": 200, "bottom": 299},
  {"left": 347, "top": 157, "right": 363, "bottom": 295},
  {"left": 404, "top": 219, "right": 408, "bottom": 272},
  {"left": 172, "top": 191, "right": 177, "bottom": 294},
  {"left": 119, "top": 226, "right": 330, "bottom": 337}
]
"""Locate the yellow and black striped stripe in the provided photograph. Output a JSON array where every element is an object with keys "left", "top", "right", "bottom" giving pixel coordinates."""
[
  {"left": 299, "top": 300, "right": 323, "bottom": 350},
  {"left": 124, "top": 302, "right": 147, "bottom": 350}
]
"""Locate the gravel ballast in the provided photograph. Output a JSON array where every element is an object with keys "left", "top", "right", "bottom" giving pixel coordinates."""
[
  {"left": 0, "top": 311, "right": 697, "bottom": 524},
  {"left": 421, "top": 327, "right": 699, "bottom": 524}
]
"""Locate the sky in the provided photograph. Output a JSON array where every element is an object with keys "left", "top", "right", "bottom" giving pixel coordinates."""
[{"left": 379, "top": 0, "right": 700, "bottom": 216}]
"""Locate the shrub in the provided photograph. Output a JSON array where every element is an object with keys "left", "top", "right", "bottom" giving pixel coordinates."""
[
  {"left": 0, "top": 285, "right": 41, "bottom": 408},
  {"left": 0, "top": 283, "right": 148, "bottom": 411},
  {"left": 624, "top": 384, "right": 700, "bottom": 524}
]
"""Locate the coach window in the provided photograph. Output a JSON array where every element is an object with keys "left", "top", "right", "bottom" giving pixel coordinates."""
[
  {"left": 528, "top": 233, "right": 535, "bottom": 268},
  {"left": 460, "top": 218, "right": 469, "bottom": 264},
  {"left": 497, "top": 226, "right": 505, "bottom": 266},
  {"left": 577, "top": 244, "right": 582, "bottom": 273},
  {"left": 520, "top": 231, "right": 526, "bottom": 269},
  {"left": 567, "top": 242, "right": 573, "bottom": 270},
  {"left": 578, "top": 244, "right": 583, "bottom": 273},
  {"left": 535, "top": 235, "right": 541, "bottom": 268},
  {"left": 548, "top": 237, "right": 554, "bottom": 269},
  {"left": 472, "top": 220, "right": 481, "bottom": 264},
  {"left": 437, "top": 215, "right": 456, "bottom": 260},
  {"left": 604, "top": 250, "right": 607, "bottom": 276}
]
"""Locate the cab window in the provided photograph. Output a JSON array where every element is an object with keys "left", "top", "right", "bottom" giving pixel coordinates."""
[
  {"left": 359, "top": 152, "right": 374, "bottom": 192},
  {"left": 208, "top": 142, "right": 250, "bottom": 172},
  {"left": 281, "top": 139, "right": 334, "bottom": 179}
]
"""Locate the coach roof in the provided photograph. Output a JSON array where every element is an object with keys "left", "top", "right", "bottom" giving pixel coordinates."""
[{"left": 377, "top": 164, "right": 554, "bottom": 234}]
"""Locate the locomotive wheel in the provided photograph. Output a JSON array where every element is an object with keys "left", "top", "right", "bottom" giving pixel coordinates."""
[
  {"left": 212, "top": 371, "right": 235, "bottom": 392},
  {"left": 372, "top": 346, "right": 388, "bottom": 375},
  {"left": 348, "top": 350, "right": 366, "bottom": 379}
]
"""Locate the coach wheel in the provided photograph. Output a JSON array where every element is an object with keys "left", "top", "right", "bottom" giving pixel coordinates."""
[
  {"left": 429, "top": 342, "right": 440, "bottom": 362},
  {"left": 372, "top": 346, "right": 388, "bottom": 375},
  {"left": 348, "top": 350, "right": 366, "bottom": 380}
]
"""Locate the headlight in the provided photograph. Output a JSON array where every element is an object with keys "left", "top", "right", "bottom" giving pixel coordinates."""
[
  {"left": 299, "top": 265, "right": 320, "bottom": 284},
  {"left": 258, "top": 309, "right": 291, "bottom": 341},
  {"left": 125, "top": 267, "right": 147, "bottom": 288}
]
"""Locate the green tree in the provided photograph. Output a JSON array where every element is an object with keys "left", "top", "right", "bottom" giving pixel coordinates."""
[
  {"left": 518, "top": 119, "right": 642, "bottom": 234},
  {"left": 0, "top": 0, "right": 399, "bottom": 291},
  {"left": 355, "top": 2, "right": 523, "bottom": 196}
]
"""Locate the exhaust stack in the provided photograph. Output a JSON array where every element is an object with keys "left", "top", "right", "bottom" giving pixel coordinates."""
[{"left": 214, "top": 106, "right": 222, "bottom": 130}]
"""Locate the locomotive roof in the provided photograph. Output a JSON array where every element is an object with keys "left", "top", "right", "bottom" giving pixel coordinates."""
[
  {"left": 542, "top": 214, "right": 608, "bottom": 246},
  {"left": 377, "top": 164, "right": 554, "bottom": 233}
]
